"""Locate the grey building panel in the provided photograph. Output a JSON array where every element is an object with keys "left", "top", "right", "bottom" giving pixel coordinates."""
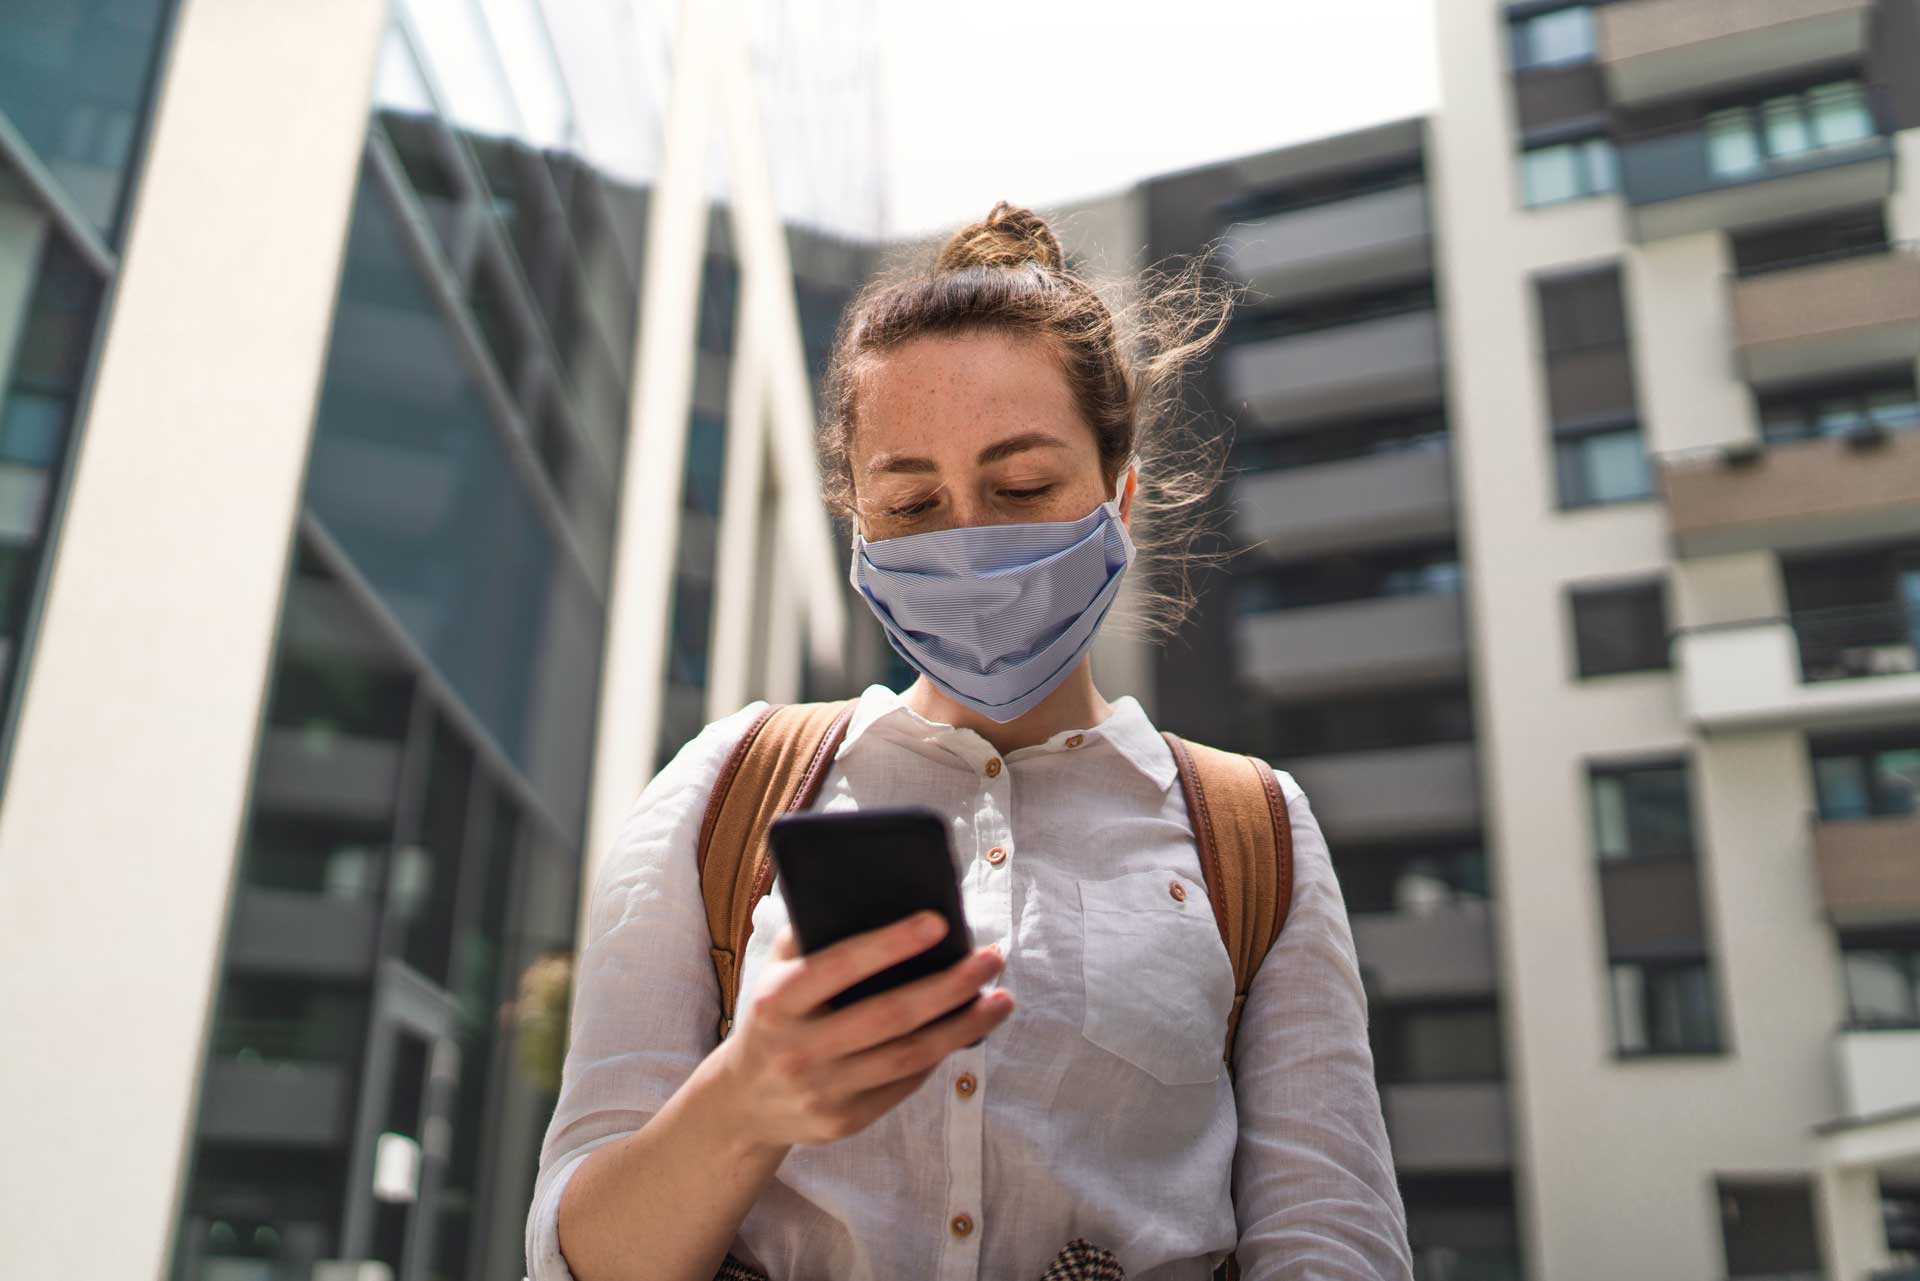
[
  {"left": 227, "top": 890, "right": 379, "bottom": 981},
  {"left": 1222, "top": 182, "right": 1431, "bottom": 304},
  {"left": 1236, "top": 592, "right": 1469, "bottom": 699},
  {"left": 1380, "top": 1081, "right": 1513, "bottom": 1172},
  {"left": 1233, "top": 444, "right": 1455, "bottom": 562},
  {"left": 1223, "top": 308, "right": 1446, "bottom": 429},
  {"left": 1284, "top": 742, "right": 1482, "bottom": 843},
  {"left": 1351, "top": 900, "right": 1499, "bottom": 1000},
  {"left": 197, "top": 1059, "right": 353, "bottom": 1148}
]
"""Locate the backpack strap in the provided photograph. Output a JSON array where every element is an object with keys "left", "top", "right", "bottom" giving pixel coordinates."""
[
  {"left": 697, "top": 699, "right": 858, "bottom": 1041},
  {"left": 1160, "top": 732, "right": 1294, "bottom": 1073}
]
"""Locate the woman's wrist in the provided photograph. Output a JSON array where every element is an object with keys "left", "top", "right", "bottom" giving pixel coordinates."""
[{"left": 690, "top": 1038, "right": 791, "bottom": 1166}]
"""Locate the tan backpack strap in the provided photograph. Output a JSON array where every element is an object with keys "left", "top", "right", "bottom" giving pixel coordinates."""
[
  {"left": 697, "top": 699, "right": 858, "bottom": 1041},
  {"left": 1161, "top": 732, "right": 1294, "bottom": 1072}
]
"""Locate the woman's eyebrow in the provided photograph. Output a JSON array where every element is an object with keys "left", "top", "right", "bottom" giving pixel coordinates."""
[{"left": 866, "top": 431, "right": 1069, "bottom": 476}]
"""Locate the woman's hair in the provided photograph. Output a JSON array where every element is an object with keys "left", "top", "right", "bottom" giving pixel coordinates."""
[{"left": 817, "top": 199, "right": 1245, "bottom": 640}]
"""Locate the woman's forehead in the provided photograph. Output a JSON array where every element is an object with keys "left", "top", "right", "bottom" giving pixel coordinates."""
[{"left": 852, "top": 332, "right": 1088, "bottom": 460}]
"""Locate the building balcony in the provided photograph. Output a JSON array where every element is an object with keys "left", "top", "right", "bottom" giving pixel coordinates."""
[
  {"left": 1731, "top": 244, "right": 1920, "bottom": 386},
  {"left": 1657, "top": 422, "right": 1920, "bottom": 559},
  {"left": 1598, "top": 0, "right": 1874, "bottom": 107},
  {"left": 1235, "top": 591, "right": 1469, "bottom": 700},
  {"left": 1285, "top": 741, "right": 1482, "bottom": 843},
  {"left": 1234, "top": 444, "right": 1455, "bottom": 562},
  {"left": 197, "top": 1057, "right": 353, "bottom": 1148},
  {"left": 226, "top": 889, "right": 380, "bottom": 981},
  {"left": 1221, "top": 182, "right": 1431, "bottom": 303},
  {"left": 1675, "top": 612, "right": 1920, "bottom": 734},
  {"left": 1380, "top": 1080, "right": 1513, "bottom": 1173},
  {"left": 1816, "top": 814, "right": 1920, "bottom": 927},
  {"left": 1834, "top": 1027, "right": 1920, "bottom": 1119},
  {"left": 254, "top": 726, "right": 402, "bottom": 823},
  {"left": 1350, "top": 900, "right": 1499, "bottom": 1001},
  {"left": 1618, "top": 124, "right": 1892, "bottom": 243},
  {"left": 1222, "top": 308, "right": 1445, "bottom": 430}
]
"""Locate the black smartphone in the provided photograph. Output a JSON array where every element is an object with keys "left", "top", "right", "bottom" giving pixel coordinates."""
[{"left": 767, "top": 806, "right": 984, "bottom": 1041}]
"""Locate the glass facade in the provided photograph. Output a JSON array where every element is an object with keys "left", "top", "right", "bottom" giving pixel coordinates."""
[
  {"left": 174, "top": 14, "right": 644, "bottom": 1277},
  {"left": 0, "top": 1, "right": 176, "bottom": 792}
]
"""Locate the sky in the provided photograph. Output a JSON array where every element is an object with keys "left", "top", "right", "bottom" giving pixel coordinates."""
[{"left": 874, "top": 0, "right": 1441, "bottom": 240}]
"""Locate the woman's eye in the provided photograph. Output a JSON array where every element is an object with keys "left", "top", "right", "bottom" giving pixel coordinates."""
[
  {"left": 1002, "top": 484, "right": 1056, "bottom": 502},
  {"left": 887, "top": 496, "right": 937, "bottom": 518}
]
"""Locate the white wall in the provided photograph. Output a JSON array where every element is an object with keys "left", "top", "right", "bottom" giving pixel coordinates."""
[{"left": 0, "top": 2, "right": 386, "bottom": 1277}]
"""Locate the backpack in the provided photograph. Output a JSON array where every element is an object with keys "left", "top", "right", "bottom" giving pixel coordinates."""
[{"left": 694, "top": 699, "right": 1294, "bottom": 1281}]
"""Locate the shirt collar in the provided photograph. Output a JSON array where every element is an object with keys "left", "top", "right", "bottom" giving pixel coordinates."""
[{"left": 836, "top": 682, "right": 1178, "bottom": 791}]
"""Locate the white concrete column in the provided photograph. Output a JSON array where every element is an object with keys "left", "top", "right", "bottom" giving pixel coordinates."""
[
  {"left": 1815, "top": 1163, "right": 1893, "bottom": 1281},
  {"left": 706, "top": 307, "right": 768, "bottom": 722},
  {"left": 0, "top": 1, "right": 386, "bottom": 1278}
]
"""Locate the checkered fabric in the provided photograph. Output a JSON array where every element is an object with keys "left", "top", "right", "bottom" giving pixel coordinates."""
[{"left": 713, "top": 1236, "right": 1127, "bottom": 1280}]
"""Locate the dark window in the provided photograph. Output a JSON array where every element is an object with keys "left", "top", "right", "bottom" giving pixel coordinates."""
[
  {"left": 1731, "top": 205, "right": 1889, "bottom": 277},
  {"left": 1589, "top": 759, "right": 1695, "bottom": 861},
  {"left": 1717, "top": 1179, "right": 1822, "bottom": 1278},
  {"left": 1233, "top": 280, "right": 1435, "bottom": 343},
  {"left": 1570, "top": 579, "right": 1669, "bottom": 677},
  {"left": 1783, "top": 540, "right": 1920, "bottom": 683},
  {"left": 1217, "top": 158, "right": 1425, "bottom": 222},
  {"left": 1757, "top": 369, "right": 1920, "bottom": 445},
  {"left": 1370, "top": 1003, "right": 1505, "bottom": 1083},
  {"left": 1610, "top": 958, "right": 1721, "bottom": 1055},
  {"left": 1538, "top": 267, "right": 1629, "bottom": 354},
  {"left": 1335, "top": 842, "right": 1490, "bottom": 915},
  {"left": 1234, "top": 409, "right": 1449, "bottom": 473},
  {"left": 1811, "top": 730, "right": 1920, "bottom": 819},
  {"left": 697, "top": 255, "right": 740, "bottom": 355},
  {"left": 1267, "top": 686, "right": 1475, "bottom": 759},
  {"left": 1236, "top": 541, "right": 1461, "bottom": 613}
]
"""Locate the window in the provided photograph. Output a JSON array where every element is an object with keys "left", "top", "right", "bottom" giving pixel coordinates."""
[
  {"left": 1840, "top": 942, "right": 1920, "bottom": 1028},
  {"left": 1236, "top": 542, "right": 1462, "bottom": 613},
  {"left": 1521, "top": 136, "right": 1616, "bottom": 207},
  {"left": 1811, "top": 734, "right": 1920, "bottom": 819},
  {"left": 1336, "top": 844, "right": 1489, "bottom": 915},
  {"left": 1538, "top": 268, "right": 1629, "bottom": 353},
  {"left": 1266, "top": 687, "right": 1475, "bottom": 760},
  {"left": 1370, "top": 1004, "right": 1506, "bottom": 1082},
  {"left": 1510, "top": 6, "right": 1595, "bottom": 71},
  {"left": 1571, "top": 580, "right": 1669, "bottom": 677},
  {"left": 1718, "top": 1179, "right": 1822, "bottom": 1279},
  {"left": 1234, "top": 410, "right": 1449, "bottom": 474},
  {"left": 1611, "top": 959, "right": 1720, "bottom": 1054},
  {"left": 1590, "top": 760, "right": 1694, "bottom": 861},
  {"left": 1704, "top": 80, "right": 1876, "bottom": 180},
  {"left": 1555, "top": 425, "right": 1651, "bottom": 507},
  {"left": 1758, "top": 372, "right": 1920, "bottom": 444}
]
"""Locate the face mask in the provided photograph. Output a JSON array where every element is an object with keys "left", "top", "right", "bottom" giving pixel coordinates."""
[{"left": 848, "top": 466, "right": 1137, "bottom": 722}]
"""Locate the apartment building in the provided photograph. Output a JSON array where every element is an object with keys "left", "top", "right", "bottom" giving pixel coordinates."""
[
  {"left": 1063, "top": 2, "right": 1920, "bottom": 1278},
  {"left": 0, "top": 3, "right": 879, "bottom": 1279}
]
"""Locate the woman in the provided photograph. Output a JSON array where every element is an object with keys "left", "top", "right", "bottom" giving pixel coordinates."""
[{"left": 524, "top": 202, "right": 1413, "bottom": 1281}]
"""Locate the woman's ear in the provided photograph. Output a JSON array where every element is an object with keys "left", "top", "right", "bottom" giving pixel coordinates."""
[{"left": 1117, "top": 462, "right": 1138, "bottom": 528}]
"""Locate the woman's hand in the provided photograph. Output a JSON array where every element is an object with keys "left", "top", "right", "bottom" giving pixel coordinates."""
[{"left": 711, "top": 911, "right": 1014, "bottom": 1152}]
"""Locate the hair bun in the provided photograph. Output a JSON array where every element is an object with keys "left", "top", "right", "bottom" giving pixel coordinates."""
[{"left": 934, "top": 200, "right": 1066, "bottom": 274}]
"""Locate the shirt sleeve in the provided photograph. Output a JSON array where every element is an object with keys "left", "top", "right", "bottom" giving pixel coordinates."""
[
  {"left": 1228, "top": 772, "right": 1415, "bottom": 1281},
  {"left": 523, "top": 700, "right": 770, "bottom": 1281}
]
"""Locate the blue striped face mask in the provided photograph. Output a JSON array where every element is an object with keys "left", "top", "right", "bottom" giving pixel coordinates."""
[{"left": 849, "top": 465, "right": 1138, "bottom": 722}]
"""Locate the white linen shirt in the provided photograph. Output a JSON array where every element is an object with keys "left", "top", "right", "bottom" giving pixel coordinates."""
[{"left": 525, "top": 682, "right": 1412, "bottom": 1281}]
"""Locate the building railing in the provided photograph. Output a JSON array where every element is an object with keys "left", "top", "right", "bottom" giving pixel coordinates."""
[{"left": 1794, "top": 602, "right": 1920, "bottom": 683}]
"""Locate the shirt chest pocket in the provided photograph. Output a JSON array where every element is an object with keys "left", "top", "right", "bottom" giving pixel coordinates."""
[{"left": 1076, "top": 869, "right": 1236, "bottom": 1086}]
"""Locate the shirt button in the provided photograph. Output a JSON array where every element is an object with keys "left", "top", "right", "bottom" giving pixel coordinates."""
[
  {"left": 1169, "top": 880, "right": 1187, "bottom": 902},
  {"left": 950, "top": 1213, "right": 974, "bottom": 1237},
  {"left": 955, "top": 1072, "right": 977, "bottom": 1097},
  {"left": 984, "top": 757, "right": 1002, "bottom": 778},
  {"left": 1065, "top": 733, "right": 1085, "bottom": 749},
  {"left": 986, "top": 846, "right": 1007, "bottom": 865}
]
